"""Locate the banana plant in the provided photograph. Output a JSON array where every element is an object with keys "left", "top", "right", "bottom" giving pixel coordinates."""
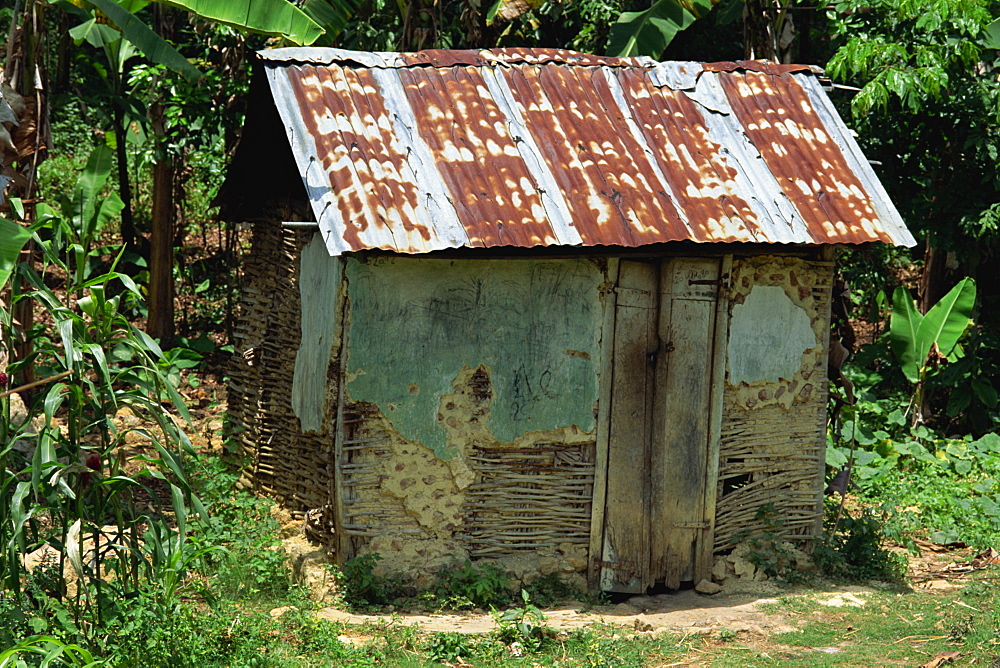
[
  {"left": 607, "top": 0, "right": 795, "bottom": 61},
  {"left": 0, "top": 217, "right": 31, "bottom": 290},
  {"left": 608, "top": 0, "right": 715, "bottom": 58},
  {"left": 890, "top": 277, "right": 976, "bottom": 425}
]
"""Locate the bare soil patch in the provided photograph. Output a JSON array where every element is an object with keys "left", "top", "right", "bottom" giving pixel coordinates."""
[{"left": 306, "top": 543, "right": 988, "bottom": 641}]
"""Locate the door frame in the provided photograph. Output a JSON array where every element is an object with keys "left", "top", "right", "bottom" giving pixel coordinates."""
[{"left": 587, "top": 254, "right": 733, "bottom": 591}]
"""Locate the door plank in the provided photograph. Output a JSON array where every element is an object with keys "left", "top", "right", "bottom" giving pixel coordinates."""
[
  {"left": 600, "top": 260, "right": 658, "bottom": 592},
  {"left": 651, "top": 258, "right": 720, "bottom": 588}
]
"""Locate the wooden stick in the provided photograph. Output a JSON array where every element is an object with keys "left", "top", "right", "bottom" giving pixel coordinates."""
[{"left": 0, "top": 369, "right": 73, "bottom": 398}]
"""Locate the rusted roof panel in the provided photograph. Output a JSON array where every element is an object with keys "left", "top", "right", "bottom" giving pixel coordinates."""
[{"left": 258, "top": 47, "right": 915, "bottom": 255}]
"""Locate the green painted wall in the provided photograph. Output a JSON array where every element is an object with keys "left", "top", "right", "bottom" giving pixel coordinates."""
[
  {"left": 345, "top": 257, "right": 604, "bottom": 458},
  {"left": 292, "top": 234, "right": 341, "bottom": 433}
]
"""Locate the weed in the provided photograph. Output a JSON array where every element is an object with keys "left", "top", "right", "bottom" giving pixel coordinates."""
[
  {"left": 814, "top": 501, "right": 908, "bottom": 581},
  {"left": 523, "top": 571, "right": 587, "bottom": 607},
  {"left": 188, "top": 457, "right": 292, "bottom": 601},
  {"left": 426, "top": 631, "right": 474, "bottom": 663},
  {"left": 337, "top": 553, "right": 409, "bottom": 608},
  {"left": 948, "top": 614, "right": 978, "bottom": 642},
  {"left": 493, "top": 589, "right": 549, "bottom": 653},
  {"left": 962, "top": 580, "right": 991, "bottom": 599},
  {"left": 0, "top": 592, "right": 34, "bottom": 648},
  {"left": 738, "top": 504, "right": 807, "bottom": 581},
  {"left": 431, "top": 559, "right": 511, "bottom": 610},
  {"left": 565, "top": 629, "right": 652, "bottom": 668}
]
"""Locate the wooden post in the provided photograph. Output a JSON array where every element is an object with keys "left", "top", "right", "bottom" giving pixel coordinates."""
[
  {"left": 587, "top": 258, "right": 619, "bottom": 590},
  {"left": 332, "top": 252, "right": 351, "bottom": 564},
  {"left": 696, "top": 253, "right": 732, "bottom": 582}
]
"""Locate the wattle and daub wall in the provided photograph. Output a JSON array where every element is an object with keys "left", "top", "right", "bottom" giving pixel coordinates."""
[{"left": 229, "top": 227, "right": 832, "bottom": 587}]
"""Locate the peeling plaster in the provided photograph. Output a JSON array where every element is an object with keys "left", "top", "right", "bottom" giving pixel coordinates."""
[
  {"left": 727, "top": 286, "right": 815, "bottom": 384},
  {"left": 726, "top": 256, "right": 827, "bottom": 410},
  {"left": 344, "top": 257, "right": 604, "bottom": 458},
  {"left": 348, "top": 364, "right": 596, "bottom": 583}
]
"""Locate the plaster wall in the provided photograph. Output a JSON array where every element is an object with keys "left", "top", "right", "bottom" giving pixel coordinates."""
[
  {"left": 725, "top": 256, "right": 829, "bottom": 410},
  {"left": 338, "top": 257, "right": 607, "bottom": 581},
  {"left": 714, "top": 255, "right": 833, "bottom": 551}
]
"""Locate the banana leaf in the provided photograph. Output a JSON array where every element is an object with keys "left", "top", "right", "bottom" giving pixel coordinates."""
[
  {"left": 917, "top": 277, "right": 976, "bottom": 358},
  {"left": 890, "top": 278, "right": 976, "bottom": 384},
  {"left": 608, "top": 0, "right": 715, "bottom": 58},
  {"left": 157, "top": 0, "right": 325, "bottom": 45},
  {"left": 0, "top": 218, "right": 31, "bottom": 290},
  {"left": 68, "top": 17, "right": 122, "bottom": 48},
  {"left": 87, "top": 0, "right": 202, "bottom": 81},
  {"left": 889, "top": 286, "right": 922, "bottom": 383},
  {"left": 299, "top": 0, "right": 361, "bottom": 45}
]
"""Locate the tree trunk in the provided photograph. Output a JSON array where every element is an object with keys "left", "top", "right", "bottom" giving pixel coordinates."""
[
  {"left": 113, "top": 107, "right": 136, "bottom": 249},
  {"left": 401, "top": 0, "right": 437, "bottom": 51},
  {"left": 5, "top": 0, "right": 49, "bottom": 392},
  {"left": 918, "top": 237, "right": 948, "bottom": 314},
  {"left": 743, "top": 0, "right": 775, "bottom": 60},
  {"left": 147, "top": 101, "right": 174, "bottom": 343}
]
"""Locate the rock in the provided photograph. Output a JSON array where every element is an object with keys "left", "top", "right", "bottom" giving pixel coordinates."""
[
  {"left": 817, "top": 593, "right": 866, "bottom": 607},
  {"left": 538, "top": 557, "right": 561, "bottom": 576},
  {"left": 695, "top": 579, "right": 722, "bottom": 595},
  {"left": 712, "top": 557, "right": 730, "bottom": 581},
  {"left": 627, "top": 595, "right": 657, "bottom": 611},
  {"left": 269, "top": 605, "right": 297, "bottom": 618},
  {"left": 280, "top": 535, "right": 336, "bottom": 602},
  {"left": 633, "top": 616, "right": 654, "bottom": 632},
  {"left": 733, "top": 558, "right": 756, "bottom": 578},
  {"left": 611, "top": 602, "right": 638, "bottom": 615},
  {"left": 9, "top": 393, "right": 40, "bottom": 457},
  {"left": 279, "top": 520, "right": 304, "bottom": 540},
  {"left": 23, "top": 543, "right": 61, "bottom": 574},
  {"left": 270, "top": 504, "right": 293, "bottom": 526}
]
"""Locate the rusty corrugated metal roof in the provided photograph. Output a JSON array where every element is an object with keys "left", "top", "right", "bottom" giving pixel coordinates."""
[{"left": 256, "top": 47, "right": 915, "bottom": 255}]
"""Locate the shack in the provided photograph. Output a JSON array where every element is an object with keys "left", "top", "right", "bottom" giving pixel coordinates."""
[{"left": 218, "top": 47, "right": 915, "bottom": 593}]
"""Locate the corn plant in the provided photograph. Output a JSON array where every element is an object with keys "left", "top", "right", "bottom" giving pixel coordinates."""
[
  {"left": 0, "top": 175, "right": 204, "bottom": 649},
  {"left": 0, "top": 635, "right": 108, "bottom": 667}
]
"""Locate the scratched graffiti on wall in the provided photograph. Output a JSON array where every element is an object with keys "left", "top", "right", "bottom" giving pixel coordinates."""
[{"left": 344, "top": 257, "right": 604, "bottom": 458}]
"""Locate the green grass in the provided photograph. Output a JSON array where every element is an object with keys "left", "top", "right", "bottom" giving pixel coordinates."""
[
  {"left": 690, "top": 577, "right": 1000, "bottom": 667},
  {"left": 6, "top": 450, "right": 1000, "bottom": 667}
]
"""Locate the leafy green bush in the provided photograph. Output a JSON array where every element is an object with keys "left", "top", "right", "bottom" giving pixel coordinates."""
[
  {"left": 523, "top": 571, "right": 589, "bottom": 607},
  {"left": 188, "top": 457, "right": 292, "bottom": 601},
  {"left": 336, "top": 553, "right": 408, "bottom": 608},
  {"left": 814, "top": 502, "right": 907, "bottom": 582},
  {"left": 431, "top": 559, "right": 511, "bottom": 610},
  {"left": 426, "top": 631, "right": 475, "bottom": 663}
]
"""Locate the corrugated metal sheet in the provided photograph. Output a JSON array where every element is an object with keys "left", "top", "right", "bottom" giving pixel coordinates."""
[{"left": 258, "top": 47, "right": 915, "bottom": 255}]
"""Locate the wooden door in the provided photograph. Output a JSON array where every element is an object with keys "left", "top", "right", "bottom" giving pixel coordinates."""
[
  {"left": 600, "top": 260, "right": 658, "bottom": 592},
  {"left": 601, "top": 258, "right": 721, "bottom": 593}
]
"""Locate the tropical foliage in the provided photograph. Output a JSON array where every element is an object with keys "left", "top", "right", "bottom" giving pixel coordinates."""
[{"left": 1, "top": 0, "right": 1000, "bottom": 663}]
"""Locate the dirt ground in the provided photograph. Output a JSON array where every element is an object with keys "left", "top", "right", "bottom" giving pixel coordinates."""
[
  {"left": 302, "top": 542, "right": 981, "bottom": 639},
  {"left": 317, "top": 587, "right": 802, "bottom": 636}
]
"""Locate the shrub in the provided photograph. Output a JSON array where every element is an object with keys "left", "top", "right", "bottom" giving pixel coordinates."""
[{"left": 814, "top": 501, "right": 907, "bottom": 582}]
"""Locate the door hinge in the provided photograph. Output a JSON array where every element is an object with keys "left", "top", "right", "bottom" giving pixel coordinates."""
[{"left": 670, "top": 521, "right": 709, "bottom": 529}]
